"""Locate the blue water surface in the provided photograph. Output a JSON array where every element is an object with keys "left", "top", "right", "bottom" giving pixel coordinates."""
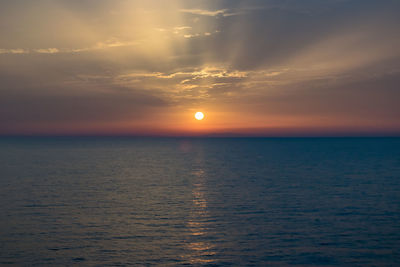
[{"left": 0, "top": 137, "right": 399, "bottom": 266}]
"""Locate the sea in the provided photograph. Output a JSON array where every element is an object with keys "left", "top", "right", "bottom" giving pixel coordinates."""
[{"left": 0, "top": 137, "right": 399, "bottom": 266}]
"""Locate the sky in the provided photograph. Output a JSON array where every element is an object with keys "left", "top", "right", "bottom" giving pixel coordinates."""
[{"left": 0, "top": 0, "right": 399, "bottom": 136}]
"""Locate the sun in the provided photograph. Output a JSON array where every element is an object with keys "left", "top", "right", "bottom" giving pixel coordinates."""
[{"left": 195, "top": 112, "right": 205, "bottom": 120}]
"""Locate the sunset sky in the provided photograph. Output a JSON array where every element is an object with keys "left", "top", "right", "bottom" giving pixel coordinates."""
[{"left": 1, "top": 0, "right": 399, "bottom": 136}]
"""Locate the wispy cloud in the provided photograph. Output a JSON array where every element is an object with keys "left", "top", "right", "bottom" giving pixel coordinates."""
[
  {"left": 34, "top": 48, "right": 60, "bottom": 54},
  {"left": 190, "top": 67, "right": 248, "bottom": 79},
  {"left": 119, "top": 67, "right": 248, "bottom": 82},
  {"left": 0, "top": 48, "right": 29, "bottom": 54},
  {"left": 173, "top": 26, "right": 192, "bottom": 32},
  {"left": 155, "top": 25, "right": 218, "bottom": 39},
  {"left": 183, "top": 30, "right": 220, "bottom": 39},
  {"left": 0, "top": 38, "right": 138, "bottom": 55},
  {"left": 180, "top": 8, "right": 228, "bottom": 17}
]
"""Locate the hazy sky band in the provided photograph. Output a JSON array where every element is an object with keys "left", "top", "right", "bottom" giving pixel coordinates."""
[{"left": 0, "top": 0, "right": 399, "bottom": 136}]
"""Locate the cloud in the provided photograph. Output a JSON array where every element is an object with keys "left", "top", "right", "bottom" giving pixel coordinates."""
[
  {"left": 156, "top": 25, "right": 218, "bottom": 39},
  {"left": 0, "top": 48, "right": 29, "bottom": 54},
  {"left": 189, "top": 67, "right": 248, "bottom": 79},
  {"left": 118, "top": 66, "right": 248, "bottom": 83},
  {"left": 0, "top": 38, "right": 139, "bottom": 56},
  {"left": 34, "top": 48, "right": 60, "bottom": 54},
  {"left": 180, "top": 8, "right": 228, "bottom": 17},
  {"left": 173, "top": 26, "right": 192, "bottom": 32}
]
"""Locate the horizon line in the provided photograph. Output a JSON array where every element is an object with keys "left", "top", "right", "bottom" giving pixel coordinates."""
[{"left": 1, "top": 134, "right": 399, "bottom": 138}]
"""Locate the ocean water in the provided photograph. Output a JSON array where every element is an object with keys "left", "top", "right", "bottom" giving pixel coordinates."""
[{"left": 0, "top": 137, "right": 399, "bottom": 266}]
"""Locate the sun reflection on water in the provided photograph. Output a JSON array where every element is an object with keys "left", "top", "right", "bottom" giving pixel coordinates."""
[{"left": 184, "top": 166, "right": 217, "bottom": 264}]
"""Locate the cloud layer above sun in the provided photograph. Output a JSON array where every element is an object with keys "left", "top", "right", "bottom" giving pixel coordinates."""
[{"left": 1, "top": 0, "right": 399, "bottom": 135}]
